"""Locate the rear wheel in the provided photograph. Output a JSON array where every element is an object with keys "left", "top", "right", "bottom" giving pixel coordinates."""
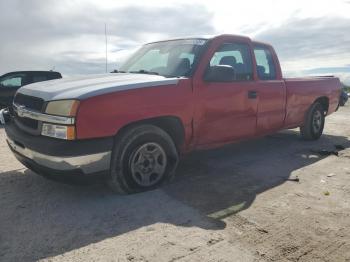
[
  {"left": 108, "top": 124, "right": 179, "bottom": 194},
  {"left": 300, "top": 102, "right": 325, "bottom": 140}
]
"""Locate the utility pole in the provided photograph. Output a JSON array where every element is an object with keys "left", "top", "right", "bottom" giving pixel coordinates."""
[{"left": 105, "top": 23, "right": 108, "bottom": 73}]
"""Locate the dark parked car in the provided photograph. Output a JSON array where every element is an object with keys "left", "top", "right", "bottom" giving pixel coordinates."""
[{"left": 0, "top": 71, "right": 62, "bottom": 108}]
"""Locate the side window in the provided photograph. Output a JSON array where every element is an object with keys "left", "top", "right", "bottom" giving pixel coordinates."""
[
  {"left": 0, "top": 74, "right": 25, "bottom": 88},
  {"left": 254, "top": 46, "right": 276, "bottom": 80},
  {"left": 209, "top": 42, "right": 253, "bottom": 81}
]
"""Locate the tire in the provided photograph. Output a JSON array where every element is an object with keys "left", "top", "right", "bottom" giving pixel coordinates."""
[
  {"left": 107, "top": 124, "right": 179, "bottom": 194},
  {"left": 300, "top": 102, "right": 325, "bottom": 140}
]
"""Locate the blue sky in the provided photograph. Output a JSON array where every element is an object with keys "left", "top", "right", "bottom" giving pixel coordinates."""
[{"left": 0, "top": 0, "right": 349, "bottom": 84}]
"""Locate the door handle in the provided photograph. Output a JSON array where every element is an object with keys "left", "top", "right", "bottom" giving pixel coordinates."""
[{"left": 248, "top": 90, "right": 257, "bottom": 99}]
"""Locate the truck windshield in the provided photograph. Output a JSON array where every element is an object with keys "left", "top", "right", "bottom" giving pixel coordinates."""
[{"left": 119, "top": 39, "right": 207, "bottom": 78}]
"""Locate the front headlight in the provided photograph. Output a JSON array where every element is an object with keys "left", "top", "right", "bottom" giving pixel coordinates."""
[
  {"left": 41, "top": 123, "right": 76, "bottom": 140},
  {"left": 45, "top": 100, "right": 80, "bottom": 116}
]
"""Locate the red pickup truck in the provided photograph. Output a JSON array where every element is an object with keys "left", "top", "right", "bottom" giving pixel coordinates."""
[{"left": 3, "top": 34, "right": 341, "bottom": 193}]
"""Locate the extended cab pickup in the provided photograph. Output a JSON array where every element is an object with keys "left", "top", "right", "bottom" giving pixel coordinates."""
[{"left": 3, "top": 34, "right": 341, "bottom": 193}]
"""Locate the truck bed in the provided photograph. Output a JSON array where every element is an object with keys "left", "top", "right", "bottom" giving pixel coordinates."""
[{"left": 283, "top": 76, "right": 341, "bottom": 128}]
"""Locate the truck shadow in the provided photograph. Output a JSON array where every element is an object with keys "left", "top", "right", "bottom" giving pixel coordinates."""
[
  {"left": 0, "top": 130, "right": 349, "bottom": 261},
  {"left": 166, "top": 130, "right": 350, "bottom": 219}
]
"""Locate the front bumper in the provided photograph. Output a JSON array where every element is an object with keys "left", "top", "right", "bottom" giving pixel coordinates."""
[{"left": 5, "top": 121, "right": 113, "bottom": 176}]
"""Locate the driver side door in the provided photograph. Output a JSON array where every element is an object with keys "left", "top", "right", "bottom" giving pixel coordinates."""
[{"left": 194, "top": 41, "right": 258, "bottom": 146}]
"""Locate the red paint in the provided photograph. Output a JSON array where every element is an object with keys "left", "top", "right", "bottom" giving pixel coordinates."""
[{"left": 76, "top": 34, "right": 341, "bottom": 153}]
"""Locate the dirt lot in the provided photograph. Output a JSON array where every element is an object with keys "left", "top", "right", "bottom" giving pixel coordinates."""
[{"left": 1, "top": 105, "right": 350, "bottom": 262}]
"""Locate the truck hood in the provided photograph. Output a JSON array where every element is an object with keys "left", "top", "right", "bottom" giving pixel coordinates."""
[{"left": 17, "top": 73, "right": 180, "bottom": 101}]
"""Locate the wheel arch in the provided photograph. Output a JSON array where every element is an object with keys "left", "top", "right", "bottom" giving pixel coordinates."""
[
  {"left": 314, "top": 96, "right": 329, "bottom": 113},
  {"left": 114, "top": 116, "right": 186, "bottom": 150}
]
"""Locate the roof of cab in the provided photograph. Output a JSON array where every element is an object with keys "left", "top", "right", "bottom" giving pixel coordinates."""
[
  {"left": 0, "top": 71, "right": 62, "bottom": 77},
  {"left": 146, "top": 34, "right": 271, "bottom": 47}
]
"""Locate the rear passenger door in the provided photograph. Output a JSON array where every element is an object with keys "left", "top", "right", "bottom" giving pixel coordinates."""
[{"left": 253, "top": 45, "right": 286, "bottom": 134}]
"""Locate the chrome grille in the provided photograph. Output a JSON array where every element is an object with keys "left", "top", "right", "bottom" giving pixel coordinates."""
[
  {"left": 14, "top": 113, "right": 39, "bottom": 129},
  {"left": 13, "top": 93, "right": 44, "bottom": 133},
  {"left": 14, "top": 93, "right": 45, "bottom": 112}
]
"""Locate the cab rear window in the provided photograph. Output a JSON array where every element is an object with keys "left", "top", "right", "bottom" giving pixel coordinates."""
[{"left": 254, "top": 46, "right": 276, "bottom": 80}]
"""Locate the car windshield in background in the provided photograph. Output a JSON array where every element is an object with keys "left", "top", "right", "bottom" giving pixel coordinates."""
[{"left": 119, "top": 39, "right": 207, "bottom": 78}]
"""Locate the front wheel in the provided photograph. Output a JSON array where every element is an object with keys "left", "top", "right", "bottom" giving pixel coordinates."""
[
  {"left": 300, "top": 102, "right": 325, "bottom": 140},
  {"left": 108, "top": 125, "right": 179, "bottom": 194}
]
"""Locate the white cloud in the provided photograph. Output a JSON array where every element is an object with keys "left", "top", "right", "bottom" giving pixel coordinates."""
[{"left": 0, "top": 0, "right": 349, "bottom": 83}]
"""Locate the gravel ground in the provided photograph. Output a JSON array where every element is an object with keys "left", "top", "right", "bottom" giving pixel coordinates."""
[{"left": 0, "top": 105, "right": 349, "bottom": 262}]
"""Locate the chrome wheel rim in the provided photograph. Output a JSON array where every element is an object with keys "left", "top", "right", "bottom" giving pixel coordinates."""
[
  {"left": 130, "top": 142, "right": 167, "bottom": 187},
  {"left": 312, "top": 110, "right": 322, "bottom": 133}
]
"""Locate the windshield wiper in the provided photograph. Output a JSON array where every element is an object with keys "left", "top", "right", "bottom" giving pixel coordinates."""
[{"left": 128, "top": 69, "right": 159, "bottom": 75}]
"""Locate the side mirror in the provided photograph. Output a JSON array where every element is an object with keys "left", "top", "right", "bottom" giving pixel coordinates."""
[{"left": 204, "top": 65, "right": 236, "bottom": 82}]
